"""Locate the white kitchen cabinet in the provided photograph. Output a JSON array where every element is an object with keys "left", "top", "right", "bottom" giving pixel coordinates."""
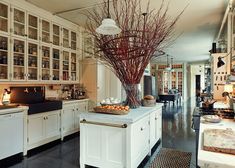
[
  {"left": 61, "top": 99, "right": 88, "bottom": 140},
  {"left": 80, "top": 105, "right": 163, "bottom": 168},
  {"left": 0, "top": 0, "right": 80, "bottom": 83},
  {"left": 27, "top": 110, "right": 61, "bottom": 150}
]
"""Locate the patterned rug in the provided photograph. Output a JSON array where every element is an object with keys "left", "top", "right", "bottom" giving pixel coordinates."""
[{"left": 149, "top": 148, "right": 192, "bottom": 168}]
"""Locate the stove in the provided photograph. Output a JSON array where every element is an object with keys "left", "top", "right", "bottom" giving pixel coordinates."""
[
  {"left": 198, "top": 108, "right": 234, "bottom": 119},
  {"left": 10, "top": 86, "right": 62, "bottom": 115}
]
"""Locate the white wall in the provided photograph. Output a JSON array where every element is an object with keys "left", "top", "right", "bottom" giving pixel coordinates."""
[{"left": 190, "top": 64, "right": 205, "bottom": 98}]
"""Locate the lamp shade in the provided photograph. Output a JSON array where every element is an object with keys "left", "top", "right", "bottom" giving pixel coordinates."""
[
  {"left": 224, "top": 84, "right": 233, "bottom": 93},
  {"left": 96, "top": 18, "right": 121, "bottom": 35}
]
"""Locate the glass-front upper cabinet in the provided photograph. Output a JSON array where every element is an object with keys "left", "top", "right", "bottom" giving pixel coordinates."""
[
  {"left": 62, "top": 50, "right": 69, "bottom": 81},
  {"left": 13, "top": 38, "right": 26, "bottom": 80},
  {"left": 52, "top": 48, "right": 60, "bottom": 81},
  {"left": 63, "top": 28, "right": 69, "bottom": 48},
  {"left": 28, "top": 14, "right": 38, "bottom": 41},
  {"left": 41, "top": 46, "right": 51, "bottom": 81},
  {"left": 0, "top": 35, "right": 9, "bottom": 80},
  {"left": 53, "top": 24, "right": 60, "bottom": 46},
  {"left": 0, "top": 2, "right": 9, "bottom": 34},
  {"left": 13, "top": 7, "right": 26, "bottom": 37},
  {"left": 27, "top": 42, "right": 38, "bottom": 80},
  {"left": 71, "top": 31, "right": 77, "bottom": 50},
  {"left": 41, "top": 19, "right": 50, "bottom": 43},
  {"left": 71, "top": 52, "right": 77, "bottom": 81}
]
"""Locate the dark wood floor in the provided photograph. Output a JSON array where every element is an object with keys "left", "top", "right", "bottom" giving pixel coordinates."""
[{"left": 6, "top": 99, "right": 196, "bottom": 168}]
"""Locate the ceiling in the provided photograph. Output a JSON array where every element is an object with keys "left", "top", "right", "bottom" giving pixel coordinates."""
[{"left": 26, "top": 0, "right": 228, "bottom": 63}]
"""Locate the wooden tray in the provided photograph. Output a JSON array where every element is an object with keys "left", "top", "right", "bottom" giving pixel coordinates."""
[
  {"left": 203, "top": 128, "right": 235, "bottom": 155},
  {"left": 93, "top": 106, "right": 129, "bottom": 115}
]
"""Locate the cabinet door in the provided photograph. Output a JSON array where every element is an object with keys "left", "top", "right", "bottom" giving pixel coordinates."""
[
  {"left": 156, "top": 110, "right": 162, "bottom": 141},
  {"left": 45, "top": 111, "right": 60, "bottom": 139},
  {"left": 52, "top": 47, "right": 60, "bottom": 81},
  {"left": 132, "top": 116, "right": 150, "bottom": 166},
  {"left": 52, "top": 23, "right": 60, "bottom": 46},
  {"left": 12, "top": 38, "right": 26, "bottom": 81},
  {"left": 28, "top": 13, "right": 39, "bottom": 41},
  {"left": 0, "top": 2, "right": 9, "bottom": 34},
  {"left": 28, "top": 114, "right": 44, "bottom": 146},
  {"left": 27, "top": 42, "right": 39, "bottom": 81},
  {"left": 74, "top": 109, "right": 80, "bottom": 130},
  {"left": 70, "top": 52, "right": 77, "bottom": 81},
  {"left": 0, "top": 35, "right": 9, "bottom": 80},
  {"left": 149, "top": 111, "right": 157, "bottom": 148},
  {"left": 62, "top": 105, "right": 75, "bottom": 133},
  {"left": 62, "top": 50, "right": 70, "bottom": 81},
  {"left": 41, "top": 19, "right": 51, "bottom": 44},
  {"left": 41, "top": 45, "right": 51, "bottom": 81},
  {"left": 62, "top": 28, "right": 69, "bottom": 48},
  {"left": 71, "top": 31, "right": 77, "bottom": 50},
  {"left": 82, "top": 31, "right": 94, "bottom": 58},
  {"left": 12, "top": 7, "right": 26, "bottom": 38}
]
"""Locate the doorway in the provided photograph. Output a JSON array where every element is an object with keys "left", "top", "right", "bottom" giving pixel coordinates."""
[{"left": 195, "top": 75, "right": 201, "bottom": 97}]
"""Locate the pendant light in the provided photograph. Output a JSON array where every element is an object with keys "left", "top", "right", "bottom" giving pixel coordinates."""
[
  {"left": 165, "top": 55, "right": 171, "bottom": 71},
  {"left": 96, "top": 0, "right": 121, "bottom": 35},
  {"left": 170, "top": 57, "right": 175, "bottom": 72}
]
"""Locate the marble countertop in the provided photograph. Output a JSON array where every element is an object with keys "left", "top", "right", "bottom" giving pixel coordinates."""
[
  {"left": 62, "top": 99, "right": 89, "bottom": 105},
  {"left": 198, "top": 118, "right": 235, "bottom": 168},
  {"left": 0, "top": 106, "right": 28, "bottom": 115},
  {"left": 80, "top": 103, "right": 163, "bottom": 125}
]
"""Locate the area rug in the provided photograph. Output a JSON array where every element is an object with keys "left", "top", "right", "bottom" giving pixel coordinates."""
[{"left": 149, "top": 148, "right": 192, "bottom": 168}]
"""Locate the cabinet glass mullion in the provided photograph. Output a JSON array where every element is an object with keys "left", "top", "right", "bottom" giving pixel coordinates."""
[
  {"left": 27, "top": 42, "right": 38, "bottom": 80},
  {"left": 13, "top": 39, "right": 25, "bottom": 80},
  {"left": 0, "top": 35, "right": 9, "bottom": 80},
  {"left": 41, "top": 46, "right": 51, "bottom": 80}
]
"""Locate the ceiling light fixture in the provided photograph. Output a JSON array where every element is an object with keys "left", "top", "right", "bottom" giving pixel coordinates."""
[
  {"left": 96, "top": 0, "right": 121, "bottom": 35},
  {"left": 165, "top": 55, "right": 171, "bottom": 71}
]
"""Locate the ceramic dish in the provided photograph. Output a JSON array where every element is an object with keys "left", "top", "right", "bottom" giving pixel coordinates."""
[{"left": 202, "top": 115, "right": 221, "bottom": 123}]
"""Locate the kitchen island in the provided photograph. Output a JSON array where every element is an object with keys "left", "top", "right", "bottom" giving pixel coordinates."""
[
  {"left": 79, "top": 104, "right": 163, "bottom": 168},
  {"left": 198, "top": 118, "right": 235, "bottom": 168}
]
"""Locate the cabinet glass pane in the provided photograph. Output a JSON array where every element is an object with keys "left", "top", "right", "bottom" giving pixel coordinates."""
[
  {"left": 0, "top": 36, "right": 8, "bottom": 79},
  {"left": 52, "top": 48, "right": 60, "bottom": 80},
  {"left": 28, "top": 14, "right": 38, "bottom": 40},
  {"left": 28, "top": 43, "right": 38, "bottom": 80},
  {"left": 41, "top": 46, "right": 50, "bottom": 80},
  {"left": 71, "top": 53, "right": 77, "bottom": 81},
  {"left": 63, "top": 28, "right": 69, "bottom": 48},
  {"left": 0, "top": 3, "right": 8, "bottom": 32},
  {"left": 42, "top": 20, "right": 50, "bottom": 43},
  {"left": 13, "top": 39, "right": 25, "bottom": 80},
  {"left": 71, "top": 31, "right": 76, "bottom": 50},
  {"left": 53, "top": 24, "right": 60, "bottom": 46},
  {"left": 14, "top": 9, "right": 25, "bottom": 36},
  {"left": 63, "top": 51, "right": 69, "bottom": 80}
]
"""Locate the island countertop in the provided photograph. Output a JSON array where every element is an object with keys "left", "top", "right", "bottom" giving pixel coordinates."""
[
  {"left": 80, "top": 103, "right": 163, "bottom": 125},
  {"left": 198, "top": 118, "right": 235, "bottom": 168}
]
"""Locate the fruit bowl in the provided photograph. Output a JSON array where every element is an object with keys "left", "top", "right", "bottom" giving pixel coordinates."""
[{"left": 94, "top": 105, "right": 129, "bottom": 115}]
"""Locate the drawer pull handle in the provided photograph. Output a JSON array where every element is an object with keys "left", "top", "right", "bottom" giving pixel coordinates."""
[{"left": 80, "top": 119, "right": 127, "bottom": 128}]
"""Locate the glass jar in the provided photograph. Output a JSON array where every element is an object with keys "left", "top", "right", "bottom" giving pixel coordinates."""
[{"left": 123, "top": 83, "right": 142, "bottom": 108}]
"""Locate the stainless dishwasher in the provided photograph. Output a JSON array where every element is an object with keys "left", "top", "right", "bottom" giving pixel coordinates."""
[{"left": 0, "top": 111, "right": 24, "bottom": 160}]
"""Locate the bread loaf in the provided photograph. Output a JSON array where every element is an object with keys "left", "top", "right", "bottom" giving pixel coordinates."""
[{"left": 144, "top": 95, "right": 154, "bottom": 100}]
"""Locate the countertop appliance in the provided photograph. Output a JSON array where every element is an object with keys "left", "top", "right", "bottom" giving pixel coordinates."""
[
  {"left": 192, "top": 107, "right": 234, "bottom": 167},
  {"left": 0, "top": 111, "right": 23, "bottom": 160},
  {"left": 10, "top": 86, "right": 62, "bottom": 115}
]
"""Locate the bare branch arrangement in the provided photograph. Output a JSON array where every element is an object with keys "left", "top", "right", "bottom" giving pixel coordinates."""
[{"left": 85, "top": 0, "right": 184, "bottom": 108}]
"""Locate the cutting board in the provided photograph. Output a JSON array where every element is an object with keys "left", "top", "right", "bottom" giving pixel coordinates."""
[{"left": 203, "top": 128, "right": 235, "bottom": 155}]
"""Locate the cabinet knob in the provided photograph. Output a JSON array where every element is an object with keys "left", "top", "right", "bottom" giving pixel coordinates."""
[
  {"left": 141, "top": 127, "right": 143, "bottom": 131},
  {"left": 155, "top": 117, "right": 157, "bottom": 120}
]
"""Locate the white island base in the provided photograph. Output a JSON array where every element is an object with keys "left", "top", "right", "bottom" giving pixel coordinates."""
[{"left": 80, "top": 104, "right": 163, "bottom": 168}]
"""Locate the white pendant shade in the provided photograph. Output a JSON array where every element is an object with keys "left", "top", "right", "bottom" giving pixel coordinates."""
[{"left": 96, "top": 18, "right": 121, "bottom": 35}]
